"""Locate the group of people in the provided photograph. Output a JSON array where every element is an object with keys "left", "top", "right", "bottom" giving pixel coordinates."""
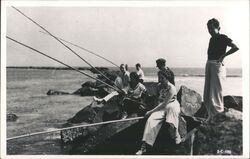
[
  {"left": 94, "top": 18, "right": 239, "bottom": 155},
  {"left": 93, "top": 63, "right": 146, "bottom": 119}
]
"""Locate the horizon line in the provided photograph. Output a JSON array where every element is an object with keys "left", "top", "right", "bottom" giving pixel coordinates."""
[{"left": 6, "top": 66, "right": 242, "bottom": 69}]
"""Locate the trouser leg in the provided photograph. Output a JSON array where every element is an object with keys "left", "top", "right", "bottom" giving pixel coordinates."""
[
  {"left": 103, "top": 91, "right": 119, "bottom": 102},
  {"left": 203, "top": 61, "right": 212, "bottom": 118},
  {"left": 142, "top": 111, "right": 165, "bottom": 146},
  {"left": 210, "top": 62, "right": 225, "bottom": 113}
]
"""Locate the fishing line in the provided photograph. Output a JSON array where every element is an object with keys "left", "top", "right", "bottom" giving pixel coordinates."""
[
  {"left": 11, "top": 6, "right": 115, "bottom": 85},
  {"left": 7, "top": 116, "right": 144, "bottom": 141},
  {"left": 6, "top": 36, "right": 119, "bottom": 92},
  {"left": 39, "top": 31, "right": 120, "bottom": 68}
]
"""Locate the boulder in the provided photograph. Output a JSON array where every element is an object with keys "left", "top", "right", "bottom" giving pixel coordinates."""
[
  {"left": 193, "top": 108, "right": 242, "bottom": 155},
  {"left": 47, "top": 89, "right": 70, "bottom": 95},
  {"left": 73, "top": 83, "right": 110, "bottom": 97},
  {"left": 224, "top": 96, "right": 242, "bottom": 112},
  {"left": 194, "top": 102, "right": 208, "bottom": 118},
  {"left": 177, "top": 85, "right": 202, "bottom": 116},
  {"left": 7, "top": 113, "right": 18, "bottom": 122},
  {"left": 61, "top": 96, "right": 123, "bottom": 143},
  {"left": 67, "top": 105, "right": 98, "bottom": 124},
  {"left": 73, "top": 87, "right": 99, "bottom": 96}
]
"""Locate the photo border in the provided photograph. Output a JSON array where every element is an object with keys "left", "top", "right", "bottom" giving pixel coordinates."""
[{"left": 1, "top": 1, "right": 249, "bottom": 159}]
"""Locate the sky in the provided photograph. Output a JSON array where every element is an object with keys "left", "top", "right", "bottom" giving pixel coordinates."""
[{"left": 5, "top": 1, "right": 249, "bottom": 68}]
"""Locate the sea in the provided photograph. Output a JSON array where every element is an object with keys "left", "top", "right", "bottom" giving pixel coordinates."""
[{"left": 6, "top": 67, "right": 242, "bottom": 155}]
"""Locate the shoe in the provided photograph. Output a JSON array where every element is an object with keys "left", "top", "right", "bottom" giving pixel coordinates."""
[
  {"left": 175, "top": 135, "right": 182, "bottom": 144},
  {"left": 93, "top": 96, "right": 104, "bottom": 104},
  {"left": 121, "top": 112, "right": 128, "bottom": 119},
  {"left": 136, "top": 142, "right": 147, "bottom": 155},
  {"left": 175, "top": 132, "right": 182, "bottom": 144}
]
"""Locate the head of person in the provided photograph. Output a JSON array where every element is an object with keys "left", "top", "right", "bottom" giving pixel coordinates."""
[
  {"left": 129, "top": 72, "right": 140, "bottom": 87},
  {"left": 120, "top": 64, "right": 126, "bottom": 74},
  {"left": 156, "top": 58, "right": 166, "bottom": 70},
  {"left": 207, "top": 18, "right": 220, "bottom": 37},
  {"left": 135, "top": 63, "right": 141, "bottom": 71},
  {"left": 125, "top": 64, "right": 129, "bottom": 71},
  {"left": 158, "top": 70, "right": 169, "bottom": 88}
]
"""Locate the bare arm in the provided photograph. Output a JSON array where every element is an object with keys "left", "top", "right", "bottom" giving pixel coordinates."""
[
  {"left": 219, "top": 42, "right": 239, "bottom": 63},
  {"left": 145, "top": 86, "right": 175, "bottom": 116}
]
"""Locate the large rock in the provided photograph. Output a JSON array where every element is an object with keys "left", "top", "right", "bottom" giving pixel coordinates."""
[
  {"left": 224, "top": 96, "right": 242, "bottom": 112},
  {"left": 47, "top": 89, "right": 70, "bottom": 95},
  {"left": 194, "top": 102, "right": 208, "bottom": 118},
  {"left": 177, "top": 85, "right": 202, "bottom": 116},
  {"left": 61, "top": 95, "right": 123, "bottom": 143},
  {"left": 193, "top": 108, "right": 242, "bottom": 155},
  {"left": 7, "top": 113, "right": 18, "bottom": 122}
]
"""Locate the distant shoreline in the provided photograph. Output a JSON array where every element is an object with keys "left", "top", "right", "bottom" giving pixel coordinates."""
[
  {"left": 6, "top": 66, "right": 242, "bottom": 77},
  {"left": 6, "top": 66, "right": 91, "bottom": 70}
]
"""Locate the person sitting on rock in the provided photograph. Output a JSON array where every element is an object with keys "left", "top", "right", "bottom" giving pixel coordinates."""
[
  {"left": 93, "top": 64, "right": 130, "bottom": 103},
  {"left": 121, "top": 72, "right": 147, "bottom": 119},
  {"left": 136, "top": 66, "right": 181, "bottom": 155}
]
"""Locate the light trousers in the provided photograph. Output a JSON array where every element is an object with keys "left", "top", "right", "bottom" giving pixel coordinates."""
[
  {"left": 203, "top": 60, "right": 226, "bottom": 118},
  {"left": 142, "top": 100, "right": 180, "bottom": 146},
  {"left": 103, "top": 91, "right": 119, "bottom": 102}
]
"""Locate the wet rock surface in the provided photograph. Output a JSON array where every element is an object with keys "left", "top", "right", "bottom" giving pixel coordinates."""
[
  {"left": 7, "top": 113, "right": 18, "bottom": 122},
  {"left": 47, "top": 89, "right": 70, "bottom": 95},
  {"left": 194, "top": 108, "right": 242, "bottom": 155},
  {"left": 224, "top": 96, "right": 242, "bottom": 112}
]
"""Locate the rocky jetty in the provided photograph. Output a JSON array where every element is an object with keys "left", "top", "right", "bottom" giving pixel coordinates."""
[
  {"left": 48, "top": 67, "right": 242, "bottom": 155},
  {"left": 60, "top": 82, "right": 205, "bottom": 155}
]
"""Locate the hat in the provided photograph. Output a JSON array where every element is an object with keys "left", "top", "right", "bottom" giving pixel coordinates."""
[{"left": 156, "top": 58, "right": 166, "bottom": 65}]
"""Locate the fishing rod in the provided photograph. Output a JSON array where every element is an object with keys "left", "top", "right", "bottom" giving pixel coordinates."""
[
  {"left": 11, "top": 6, "right": 114, "bottom": 85},
  {"left": 6, "top": 36, "right": 119, "bottom": 92},
  {"left": 39, "top": 31, "right": 120, "bottom": 68},
  {"left": 7, "top": 116, "right": 145, "bottom": 141},
  {"left": 7, "top": 113, "right": 203, "bottom": 142}
]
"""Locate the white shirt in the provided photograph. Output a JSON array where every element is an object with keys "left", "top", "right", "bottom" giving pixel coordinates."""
[
  {"left": 137, "top": 68, "right": 145, "bottom": 80},
  {"left": 114, "top": 71, "right": 130, "bottom": 89},
  {"left": 127, "top": 83, "right": 147, "bottom": 99}
]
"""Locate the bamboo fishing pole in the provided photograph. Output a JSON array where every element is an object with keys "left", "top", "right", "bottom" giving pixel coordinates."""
[
  {"left": 6, "top": 36, "right": 119, "bottom": 92},
  {"left": 39, "top": 31, "right": 120, "bottom": 68},
  {"left": 11, "top": 6, "right": 114, "bottom": 85},
  {"left": 7, "top": 116, "right": 144, "bottom": 141}
]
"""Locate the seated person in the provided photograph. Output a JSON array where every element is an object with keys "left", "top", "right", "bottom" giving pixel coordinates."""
[
  {"left": 136, "top": 70, "right": 181, "bottom": 155},
  {"left": 121, "top": 72, "right": 147, "bottom": 119},
  {"left": 93, "top": 64, "right": 130, "bottom": 103}
]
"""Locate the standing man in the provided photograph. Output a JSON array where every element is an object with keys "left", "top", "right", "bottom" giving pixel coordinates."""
[
  {"left": 204, "top": 18, "right": 239, "bottom": 121},
  {"left": 136, "top": 63, "right": 145, "bottom": 83},
  {"left": 156, "top": 58, "right": 175, "bottom": 86}
]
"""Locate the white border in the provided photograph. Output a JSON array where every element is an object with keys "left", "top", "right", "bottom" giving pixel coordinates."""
[{"left": 1, "top": 1, "right": 249, "bottom": 159}]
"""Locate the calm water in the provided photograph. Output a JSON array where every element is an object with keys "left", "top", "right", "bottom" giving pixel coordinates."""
[{"left": 6, "top": 67, "right": 242, "bottom": 155}]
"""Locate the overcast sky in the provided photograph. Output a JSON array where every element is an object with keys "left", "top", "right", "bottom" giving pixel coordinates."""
[{"left": 5, "top": 1, "right": 249, "bottom": 68}]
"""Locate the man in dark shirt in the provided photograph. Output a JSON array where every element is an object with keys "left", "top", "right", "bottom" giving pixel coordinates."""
[
  {"left": 204, "top": 18, "right": 239, "bottom": 122},
  {"left": 156, "top": 58, "right": 175, "bottom": 86}
]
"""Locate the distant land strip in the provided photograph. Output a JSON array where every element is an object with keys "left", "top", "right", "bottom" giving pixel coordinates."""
[{"left": 6, "top": 66, "right": 109, "bottom": 72}]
